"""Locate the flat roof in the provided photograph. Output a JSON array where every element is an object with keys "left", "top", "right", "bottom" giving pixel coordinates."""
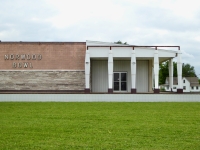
[{"left": 0, "top": 41, "right": 86, "bottom": 44}]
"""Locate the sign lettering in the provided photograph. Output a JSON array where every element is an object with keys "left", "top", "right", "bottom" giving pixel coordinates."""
[{"left": 5, "top": 54, "right": 42, "bottom": 69}]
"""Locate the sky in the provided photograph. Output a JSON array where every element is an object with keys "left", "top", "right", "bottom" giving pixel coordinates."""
[{"left": 0, "top": 0, "right": 200, "bottom": 77}]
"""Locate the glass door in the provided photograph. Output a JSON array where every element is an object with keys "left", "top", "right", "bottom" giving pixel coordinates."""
[{"left": 114, "top": 72, "right": 127, "bottom": 91}]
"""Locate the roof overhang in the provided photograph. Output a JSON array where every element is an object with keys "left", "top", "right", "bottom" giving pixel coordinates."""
[{"left": 86, "top": 41, "right": 179, "bottom": 63}]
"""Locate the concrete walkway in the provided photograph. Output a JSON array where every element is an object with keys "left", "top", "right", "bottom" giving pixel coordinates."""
[{"left": 0, "top": 94, "right": 200, "bottom": 102}]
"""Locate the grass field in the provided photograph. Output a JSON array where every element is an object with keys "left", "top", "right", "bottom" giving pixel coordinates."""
[{"left": 0, "top": 102, "right": 200, "bottom": 150}]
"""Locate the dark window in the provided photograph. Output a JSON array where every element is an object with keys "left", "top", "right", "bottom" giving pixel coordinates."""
[
  {"left": 114, "top": 73, "right": 119, "bottom": 81},
  {"left": 121, "top": 73, "right": 126, "bottom": 81},
  {"left": 114, "top": 82, "right": 119, "bottom": 91},
  {"left": 121, "top": 82, "right": 127, "bottom": 91}
]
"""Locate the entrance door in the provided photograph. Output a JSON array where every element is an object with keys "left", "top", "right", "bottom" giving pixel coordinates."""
[{"left": 114, "top": 72, "right": 127, "bottom": 92}]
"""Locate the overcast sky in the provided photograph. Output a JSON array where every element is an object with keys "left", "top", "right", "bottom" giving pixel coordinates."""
[{"left": 0, "top": 0, "right": 200, "bottom": 76}]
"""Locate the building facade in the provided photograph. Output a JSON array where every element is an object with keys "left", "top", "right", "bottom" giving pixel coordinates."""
[
  {"left": 0, "top": 40, "right": 183, "bottom": 93},
  {"left": 165, "top": 77, "right": 200, "bottom": 92},
  {"left": 0, "top": 42, "right": 86, "bottom": 93}
]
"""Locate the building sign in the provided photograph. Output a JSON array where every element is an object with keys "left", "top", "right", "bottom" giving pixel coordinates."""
[{"left": 4, "top": 54, "right": 42, "bottom": 68}]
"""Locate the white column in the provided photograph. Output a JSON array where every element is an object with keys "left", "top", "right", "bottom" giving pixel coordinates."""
[
  {"left": 154, "top": 49, "right": 159, "bottom": 93},
  {"left": 168, "top": 59, "right": 173, "bottom": 91},
  {"left": 85, "top": 50, "right": 90, "bottom": 92},
  {"left": 108, "top": 49, "right": 113, "bottom": 93},
  {"left": 131, "top": 49, "right": 136, "bottom": 93},
  {"left": 152, "top": 66, "right": 154, "bottom": 90},
  {"left": 177, "top": 50, "right": 183, "bottom": 93}
]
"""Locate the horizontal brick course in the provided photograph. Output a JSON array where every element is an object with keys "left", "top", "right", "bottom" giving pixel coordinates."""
[{"left": 0, "top": 71, "right": 85, "bottom": 91}]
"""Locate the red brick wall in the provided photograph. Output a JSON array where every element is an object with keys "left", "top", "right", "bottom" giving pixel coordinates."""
[{"left": 0, "top": 42, "right": 86, "bottom": 70}]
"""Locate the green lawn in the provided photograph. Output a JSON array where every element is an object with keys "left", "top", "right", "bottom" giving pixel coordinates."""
[{"left": 0, "top": 102, "right": 200, "bottom": 150}]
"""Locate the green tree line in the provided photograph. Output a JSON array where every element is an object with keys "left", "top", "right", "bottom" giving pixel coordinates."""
[{"left": 159, "top": 61, "right": 197, "bottom": 84}]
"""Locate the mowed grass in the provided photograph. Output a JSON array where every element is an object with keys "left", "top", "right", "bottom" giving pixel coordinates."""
[{"left": 0, "top": 102, "right": 200, "bottom": 150}]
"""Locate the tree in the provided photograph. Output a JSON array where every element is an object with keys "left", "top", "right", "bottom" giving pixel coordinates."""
[
  {"left": 182, "top": 63, "right": 196, "bottom": 77},
  {"left": 114, "top": 40, "right": 128, "bottom": 45},
  {"left": 159, "top": 61, "right": 169, "bottom": 85},
  {"left": 159, "top": 61, "right": 177, "bottom": 84},
  {"left": 159, "top": 61, "right": 196, "bottom": 84}
]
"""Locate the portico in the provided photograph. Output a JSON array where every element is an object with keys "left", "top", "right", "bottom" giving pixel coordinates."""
[{"left": 85, "top": 41, "right": 183, "bottom": 93}]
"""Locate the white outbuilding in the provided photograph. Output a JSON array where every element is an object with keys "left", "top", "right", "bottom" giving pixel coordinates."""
[{"left": 165, "top": 77, "right": 200, "bottom": 92}]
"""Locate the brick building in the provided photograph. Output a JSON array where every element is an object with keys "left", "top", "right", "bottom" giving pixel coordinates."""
[{"left": 0, "top": 41, "right": 183, "bottom": 93}]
